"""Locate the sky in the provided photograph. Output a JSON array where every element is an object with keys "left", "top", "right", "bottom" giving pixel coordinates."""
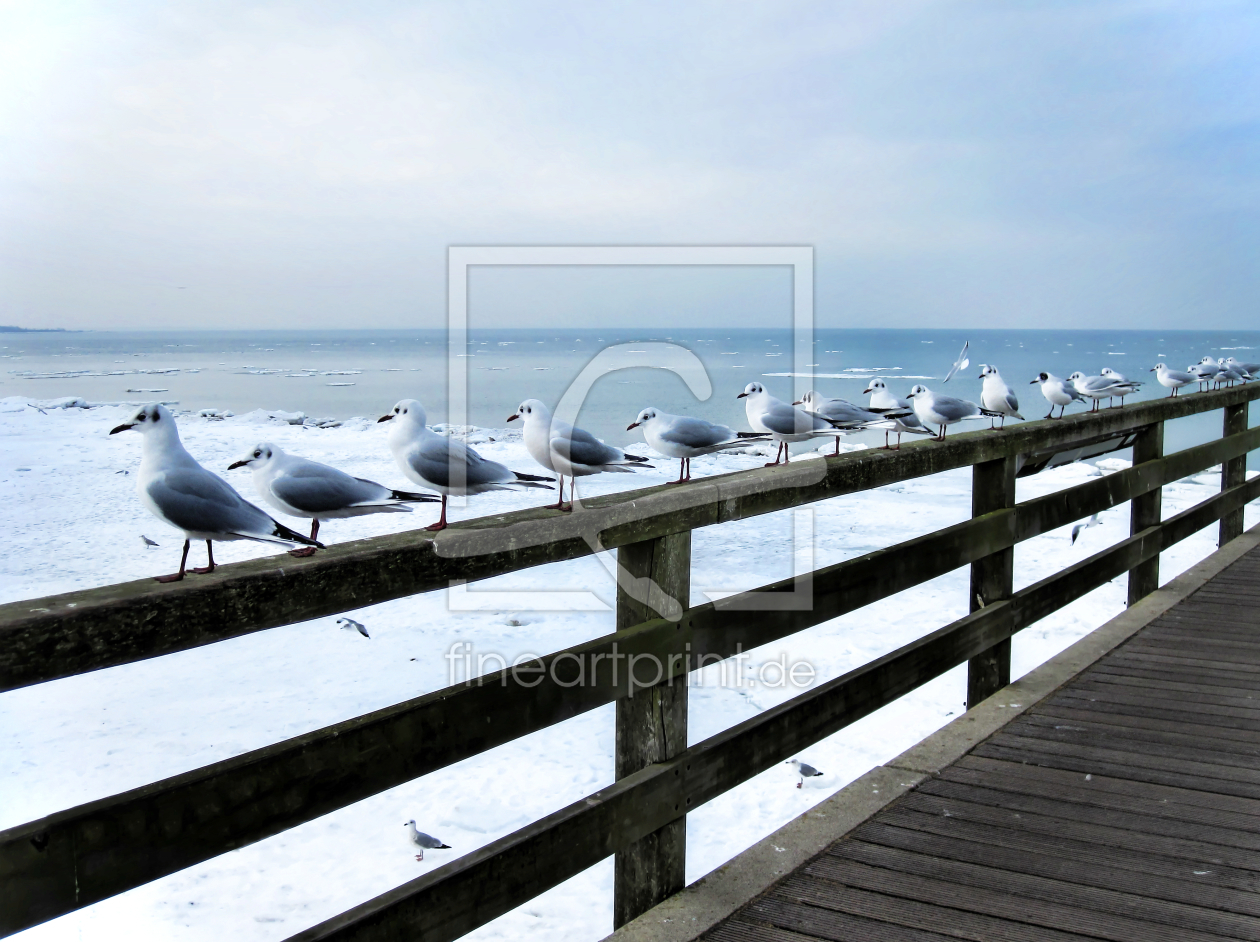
[{"left": 1, "top": 0, "right": 1258, "bottom": 331}]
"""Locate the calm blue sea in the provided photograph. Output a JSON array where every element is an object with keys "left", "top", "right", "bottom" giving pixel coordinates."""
[{"left": 3, "top": 328, "right": 1257, "bottom": 463}]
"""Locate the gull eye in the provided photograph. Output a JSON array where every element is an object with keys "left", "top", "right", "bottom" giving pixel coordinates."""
[{"left": 254, "top": 450, "right": 261, "bottom": 458}]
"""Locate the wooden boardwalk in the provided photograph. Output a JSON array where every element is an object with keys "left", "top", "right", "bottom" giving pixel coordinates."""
[{"left": 705, "top": 545, "right": 1260, "bottom": 942}]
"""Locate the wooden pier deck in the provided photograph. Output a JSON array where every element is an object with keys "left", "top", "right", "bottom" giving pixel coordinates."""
[{"left": 704, "top": 543, "right": 1260, "bottom": 942}]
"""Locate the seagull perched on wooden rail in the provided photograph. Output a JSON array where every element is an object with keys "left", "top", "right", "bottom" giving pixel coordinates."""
[
  {"left": 1030, "top": 372, "right": 1084, "bottom": 419},
  {"left": 110, "top": 403, "right": 321, "bottom": 582},
  {"left": 1151, "top": 363, "right": 1196, "bottom": 397},
  {"left": 863, "top": 378, "right": 931, "bottom": 449},
  {"left": 738, "top": 382, "right": 856, "bottom": 466},
  {"left": 977, "top": 365, "right": 1023, "bottom": 429},
  {"left": 793, "top": 391, "right": 911, "bottom": 455},
  {"left": 906, "top": 386, "right": 1000, "bottom": 441},
  {"left": 626, "top": 407, "right": 767, "bottom": 483}
]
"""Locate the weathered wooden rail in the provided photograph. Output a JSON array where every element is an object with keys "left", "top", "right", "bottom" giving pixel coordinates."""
[{"left": 1, "top": 383, "right": 1257, "bottom": 940}]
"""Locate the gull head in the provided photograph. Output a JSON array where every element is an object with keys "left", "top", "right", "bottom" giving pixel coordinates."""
[
  {"left": 793, "top": 391, "right": 820, "bottom": 408},
  {"left": 507, "top": 398, "right": 546, "bottom": 424},
  {"left": 1151, "top": 363, "right": 1166, "bottom": 372},
  {"left": 978, "top": 364, "right": 998, "bottom": 379},
  {"left": 1031, "top": 372, "right": 1050, "bottom": 385},
  {"left": 907, "top": 384, "right": 930, "bottom": 399},
  {"left": 110, "top": 402, "right": 173, "bottom": 436},
  {"left": 228, "top": 442, "right": 279, "bottom": 471},
  {"left": 379, "top": 399, "right": 425, "bottom": 426},
  {"left": 1067, "top": 371, "right": 1085, "bottom": 381},
  {"left": 627, "top": 407, "right": 659, "bottom": 431},
  {"left": 737, "top": 381, "right": 765, "bottom": 400},
  {"left": 863, "top": 378, "right": 887, "bottom": 395}
]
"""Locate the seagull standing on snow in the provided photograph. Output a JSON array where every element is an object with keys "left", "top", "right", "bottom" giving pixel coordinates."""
[
  {"left": 977, "top": 365, "right": 1023, "bottom": 429},
  {"left": 793, "top": 391, "right": 910, "bottom": 455},
  {"left": 405, "top": 820, "right": 451, "bottom": 861},
  {"left": 110, "top": 403, "right": 322, "bottom": 582},
  {"left": 907, "top": 385, "right": 996, "bottom": 441},
  {"left": 626, "top": 407, "right": 765, "bottom": 483},
  {"left": 738, "top": 382, "right": 851, "bottom": 466},
  {"left": 507, "top": 399, "right": 651, "bottom": 509},
  {"left": 785, "top": 759, "right": 824, "bottom": 788},
  {"left": 1151, "top": 363, "right": 1196, "bottom": 397},
  {"left": 228, "top": 442, "right": 439, "bottom": 555},
  {"left": 863, "top": 378, "right": 930, "bottom": 449},
  {"left": 1031, "top": 372, "right": 1085, "bottom": 419},
  {"left": 380, "top": 399, "right": 553, "bottom": 531}
]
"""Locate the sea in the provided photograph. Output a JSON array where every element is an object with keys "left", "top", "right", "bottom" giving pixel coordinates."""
[{"left": 3, "top": 327, "right": 1257, "bottom": 465}]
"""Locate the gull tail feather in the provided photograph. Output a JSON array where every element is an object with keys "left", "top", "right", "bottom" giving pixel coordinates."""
[{"left": 390, "top": 489, "right": 442, "bottom": 503}]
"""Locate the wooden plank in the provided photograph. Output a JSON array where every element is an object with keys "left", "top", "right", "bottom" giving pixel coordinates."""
[
  {"left": 6, "top": 389, "right": 1259, "bottom": 692},
  {"left": 1013, "top": 711, "right": 1260, "bottom": 760},
  {"left": 853, "top": 820, "right": 1260, "bottom": 919},
  {"left": 1083, "top": 670, "right": 1260, "bottom": 702},
  {"left": 967, "top": 456, "right": 1014, "bottom": 707},
  {"left": 1067, "top": 678, "right": 1260, "bottom": 713},
  {"left": 873, "top": 808, "right": 1260, "bottom": 896},
  {"left": 738, "top": 897, "right": 962, "bottom": 942},
  {"left": 1222, "top": 402, "right": 1248, "bottom": 545},
  {"left": 1053, "top": 685, "right": 1260, "bottom": 723},
  {"left": 807, "top": 854, "right": 1220, "bottom": 942},
  {"left": 706, "top": 915, "right": 843, "bottom": 942},
  {"left": 769, "top": 875, "right": 1097, "bottom": 942},
  {"left": 614, "top": 532, "right": 690, "bottom": 929},
  {"left": 1040, "top": 691, "right": 1260, "bottom": 733},
  {"left": 1086, "top": 664, "right": 1260, "bottom": 694},
  {"left": 1129, "top": 421, "right": 1164, "bottom": 605},
  {"left": 1031, "top": 702, "right": 1260, "bottom": 745},
  {"left": 1104, "top": 649, "right": 1260, "bottom": 676}
]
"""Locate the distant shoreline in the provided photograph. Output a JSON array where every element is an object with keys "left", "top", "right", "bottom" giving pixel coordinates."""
[{"left": 0, "top": 326, "right": 84, "bottom": 333}]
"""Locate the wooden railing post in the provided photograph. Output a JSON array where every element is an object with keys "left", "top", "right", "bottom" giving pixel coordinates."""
[
  {"left": 1221, "top": 403, "right": 1248, "bottom": 546},
  {"left": 966, "top": 455, "right": 1015, "bottom": 708},
  {"left": 1128, "top": 421, "right": 1165, "bottom": 604},
  {"left": 613, "top": 531, "right": 691, "bottom": 928}
]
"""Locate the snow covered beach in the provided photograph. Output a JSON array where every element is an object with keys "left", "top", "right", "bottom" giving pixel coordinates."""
[{"left": 2, "top": 399, "right": 1255, "bottom": 942}]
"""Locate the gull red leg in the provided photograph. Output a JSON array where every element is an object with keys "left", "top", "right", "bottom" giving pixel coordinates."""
[
  {"left": 155, "top": 539, "right": 191, "bottom": 583},
  {"left": 191, "top": 540, "right": 215, "bottom": 575},
  {"left": 546, "top": 477, "right": 567, "bottom": 510},
  {"left": 425, "top": 495, "right": 449, "bottom": 531},
  {"left": 289, "top": 519, "right": 320, "bottom": 558}
]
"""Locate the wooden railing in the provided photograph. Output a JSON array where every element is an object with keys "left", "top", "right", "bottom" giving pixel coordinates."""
[{"left": 1, "top": 383, "right": 1258, "bottom": 941}]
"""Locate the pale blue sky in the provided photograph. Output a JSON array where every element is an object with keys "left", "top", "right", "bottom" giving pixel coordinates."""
[{"left": 2, "top": 1, "right": 1258, "bottom": 330}]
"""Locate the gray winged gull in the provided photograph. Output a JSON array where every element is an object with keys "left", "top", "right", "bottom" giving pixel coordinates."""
[
  {"left": 110, "top": 403, "right": 322, "bottom": 582},
  {"left": 785, "top": 758, "right": 824, "bottom": 788},
  {"left": 626, "top": 406, "right": 767, "bottom": 483},
  {"left": 907, "top": 385, "right": 1000, "bottom": 441},
  {"left": 405, "top": 820, "right": 451, "bottom": 861},
  {"left": 1031, "top": 372, "right": 1085, "bottom": 419},
  {"left": 737, "top": 382, "right": 852, "bottom": 466},
  {"left": 978, "top": 365, "right": 1024, "bottom": 429},
  {"left": 863, "top": 378, "right": 931, "bottom": 450}
]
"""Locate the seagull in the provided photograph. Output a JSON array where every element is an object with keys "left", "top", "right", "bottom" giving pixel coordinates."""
[
  {"left": 1070, "top": 514, "right": 1101, "bottom": 545},
  {"left": 1030, "top": 372, "right": 1085, "bottom": 419},
  {"left": 1151, "top": 363, "right": 1196, "bottom": 397},
  {"left": 785, "top": 759, "right": 824, "bottom": 788},
  {"left": 978, "top": 365, "right": 1023, "bottom": 429},
  {"left": 793, "top": 391, "right": 911, "bottom": 455},
  {"left": 507, "top": 399, "right": 652, "bottom": 509},
  {"left": 380, "top": 399, "right": 553, "bottom": 531},
  {"left": 405, "top": 820, "right": 450, "bottom": 861},
  {"left": 626, "top": 407, "right": 767, "bottom": 483},
  {"left": 1067, "top": 372, "right": 1128, "bottom": 412},
  {"left": 139, "top": 534, "right": 160, "bottom": 548},
  {"left": 863, "top": 378, "right": 931, "bottom": 449},
  {"left": 1098, "top": 367, "right": 1143, "bottom": 406},
  {"left": 943, "top": 341, "right": 970, "bottom": 383},
  {"left": 110, "top": 403, "right": 322, "bottom": 582},
  {"left": 907, "top": 385, "right": 997, "bottom": 441},
  {"left": 737, "top": 382, "right": 853, "bottom": 466},
  {"left": 1195, "top": 356, "right": 1223, "bottom": 389},
  {"left": 228, "top": 442, "right": 439, "bottom": 555},
  {"left": 336, "top": 617, "right": 369, "bottom": 638},
  {"left": 1225, "top": 356, "right": 1260, "bottom": 376},
  {"left": 1218, "top": 364, "right": 1249, "bottom": 387}
]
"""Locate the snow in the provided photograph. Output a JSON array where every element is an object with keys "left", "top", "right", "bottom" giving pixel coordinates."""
[{"left": 1, "top": 401, "right": 1254, "bottom": 942}]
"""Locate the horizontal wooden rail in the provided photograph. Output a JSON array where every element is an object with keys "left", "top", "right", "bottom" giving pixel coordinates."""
[
  {"left": 3, "top": 383, "right": 1258, "bottom": 691},
  {"left": 3, "top": 421, "right": 1256, "bottom": 936},
  {"left": 286, "top": 472, "right": 1260, "bottom": 942}
]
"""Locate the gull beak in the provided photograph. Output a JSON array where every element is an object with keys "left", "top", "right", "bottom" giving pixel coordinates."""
[
  {"left": 1149, "top": 368, "right": 1156, "bottom": 372},
  {"left": 1029, "top": 378, "right": 1039, "bottom": 384},
  {"left": 736, "top": 392, "right": 748, "bottom": 399},
  {"left": 626, "top": 421, "right": 639, "bottom": 430},
  {"left": 506, "top": 414, "right": 519, "bottom": 423},
  {"left": 377, "top": 414, "right": 394, "bottom": 423},
  {"left": 227, "top": 459, "right": 248, "bottom": 470},
  {"left": 862, "top": 387, "right": 873, "bottom": 394},
  {"left": 109, "top": 423, "right": 134, "bottom": 435},
  {"left": 791, "top": 400, "right": 802, "bottom": 405}
]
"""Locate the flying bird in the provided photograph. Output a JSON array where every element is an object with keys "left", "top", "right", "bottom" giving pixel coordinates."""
[
  {"left": 336, "top": 617, "right": 369, "bottom": 638},
  {"left": 1070, "top": 514, "right": 1102, "bottom": 545},
  {"left": 942, "top": 341, "right": 970, "bottom": 383}
]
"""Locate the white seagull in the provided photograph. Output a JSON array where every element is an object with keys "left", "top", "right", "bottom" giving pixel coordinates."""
[
  {"left": 507, "top": 399, "right": 651, "bottom": 510},
  {"left": 1070, "top": 514, "right": 1102, "bottom": 545},
  {"left": 110, "top": 403, "right": 321, "bottom": 582},
  {"left": 785, "top": 758, "right": 824, "bottom": 788},
  {"left": 1030, "top": 372, "right": 1085, "bottom": 419},
  {"left": 907, "top": 385, "right": 997, "bottom": 441},
  {"left": 793, "top": 391, "right": 909, "bottom": 455},
  {"left": 1195, "top": 356, "right": 1222, "bottom": 389},
  {"left": 626, "top": 407, "right": 766, "bottom": 483},
  {"left": 1225, "top": 356, "right": 1260, "bottom": 376},
  {"left": 336, "top": 617, "right": 369, "bottom": 638},
  {"left": 404, "top": 820, "right": 450, "bottom": 861},
  {"left": 863, "top": 378, "right": 931, "bottom": 449},
  {"left": 380, "top": 399, "right": 553, "bottom": 531},
  {"left": 737, "top": 382, "right": 851, "bottom": 466},
  {"left": 977, "top": 365, "right": 1023, "bottom": 429},
  {"left": 1067, "top": 372, "right": 1130, "bottom": 412},
  {"left": 1151, "top": 363, "right": 1197, "bottom": 397},
  {"left": 943, "top": 341, "right": 970, "bottom": 383},
  {"left": 228, "top": 441, "right": 439, "bottom": 555},
  {"left": 1098, "top": 367, "right": 1143, "bottom": 406}
]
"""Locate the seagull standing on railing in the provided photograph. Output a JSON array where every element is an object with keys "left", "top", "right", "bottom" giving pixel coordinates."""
[
  {"left": 1225, "top": 356, "right": 1260, "bottom": 377},
  {"left": 110, "top": 403, "right": 322, "bottom": 582},
  {"left": 793, "top": 391, "right": 910, "bottom": 455},
  {"left": 405, "top": 820, "right": 451, "bottom": 861},
  {"left": 381, "top": 399, "right": 553, "bottom": 531},
  {"left": 907, "top": 385, "right": 997, "bottom": 441},
  {"left": 1151, "top": 363, "right": 1196, "bottom": 397},
  {"left": 626, "top": 407, "right": 767, "bottom": 483},
  {"left": 1067, "top": 372, "right": 1129, "bottom": 412},
  {"left": 1098, "top": 367, "right": 1142, "bottom": 407},
  {"left": 978, "top": 365, "right": 1023, "bottom": 429},
  {"left": 507, "top": 399, "right": 651, "bottom": 510},
  {"left": 228, "top": 442, "right": 439, "bottom": 555},
  {"left": 737, "top": 382, "right": 855, "bottom": 466},
  {"left": 1031, "top": 372, "right": 1085, "bottom": 419},
  {"left": 863, "top": 378, "right": 931, "bottom": 449}
]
